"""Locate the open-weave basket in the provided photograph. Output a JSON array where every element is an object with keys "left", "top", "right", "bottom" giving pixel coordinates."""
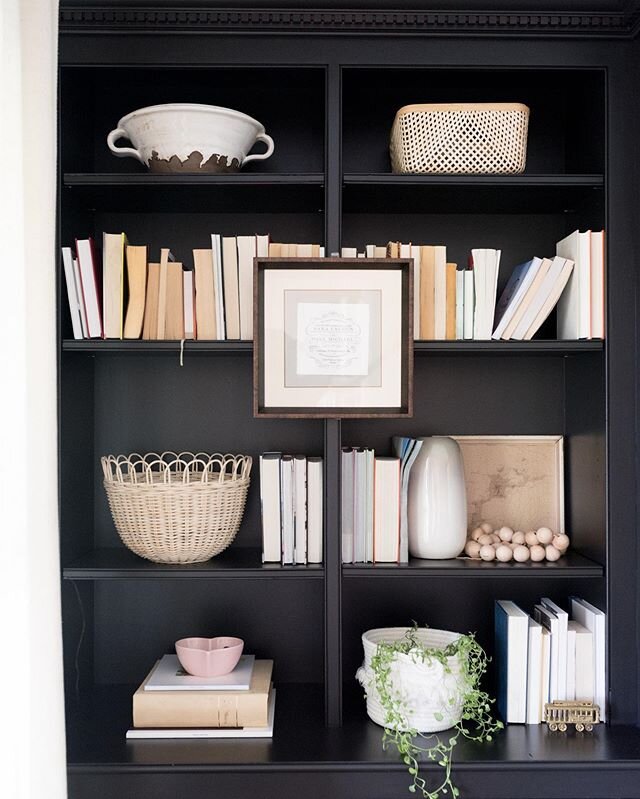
[
  {"left": 390, "top": 102, "right": 529, "bottom": 175},
  {"left": 356, "top": 627, "right": 465, "bottom": 733},
  {"left": 101, "top": 452, "right": 252, "bottom": 564}
]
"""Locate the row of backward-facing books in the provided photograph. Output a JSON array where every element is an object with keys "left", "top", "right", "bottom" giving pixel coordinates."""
[
  {"left": 62, "top": 234, "right": 324, "bottom": 341},
  {"left": 344, "top": 228, "right": 605, "bottom": 340},
  {"left": 495, "top": 596, "right": 606, "bottom": 725}
]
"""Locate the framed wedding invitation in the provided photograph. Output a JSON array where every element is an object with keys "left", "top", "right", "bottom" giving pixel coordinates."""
[{"left": 254, "top": 258, "right": 413, "bottom": 418}]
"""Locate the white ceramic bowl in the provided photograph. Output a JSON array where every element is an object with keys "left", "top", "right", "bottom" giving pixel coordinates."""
[{"left": 107, "top": 103, "right": 274, "bottom": 173}]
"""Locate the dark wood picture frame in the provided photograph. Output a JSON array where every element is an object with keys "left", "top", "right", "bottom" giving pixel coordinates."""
[{"left": 253, "top": 257, "right": 413, "bottom": 418}]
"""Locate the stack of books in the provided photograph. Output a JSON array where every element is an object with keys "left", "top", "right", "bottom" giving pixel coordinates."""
[
  {"left": 127, "top": 654, "right": 275, "bottom": 738},
  {"left": 495, "top": 596, "right": 606, "bottom": 725},
  {"left": 61, "top": 234, "right": 325, "bottom": 341},
  {"left": 260, "top": 453, "right": 324, "bottom": 565}
]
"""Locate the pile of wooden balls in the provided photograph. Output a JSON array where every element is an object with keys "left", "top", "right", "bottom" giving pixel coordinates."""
[{"left": 464, "top": 522, "right": 570, "bottom": 563}]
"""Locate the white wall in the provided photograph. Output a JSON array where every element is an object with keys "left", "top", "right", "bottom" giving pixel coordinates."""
[{"left": 0, "top": 1, "right": 67, "bottom": 797}]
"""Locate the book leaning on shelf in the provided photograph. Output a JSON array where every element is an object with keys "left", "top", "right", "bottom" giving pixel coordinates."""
[
  {"left": 62, "top": 235, "right": 324, "bottom": 342},
  {"left": 260, "top": 452, "right": 324, "bottom": 565},
  {"left": 494, "top": 596, "right": 605, "bottom": 725}
]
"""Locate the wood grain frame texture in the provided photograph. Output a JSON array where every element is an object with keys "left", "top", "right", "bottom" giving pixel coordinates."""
[{"left": 253, "top": 257, "right": 413, "bottom": 418}]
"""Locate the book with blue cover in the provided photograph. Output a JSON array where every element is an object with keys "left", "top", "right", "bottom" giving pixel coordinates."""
[{"left": 495, "top": 600, "right": 529, "bottom": 723}]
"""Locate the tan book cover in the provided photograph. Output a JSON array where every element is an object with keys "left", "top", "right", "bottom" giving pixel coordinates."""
[
  {"left": 133, "top": 659, "right": 274, "bottom": 729},
  {"left": 222, "top": 237, "right": 240, "bottom": 339},
  {"left": 374, "top": 245, "right": 387, "bottom": 258},
  {"left": 142, "top": 262, "right": 160, "bottom": 340},
  {"left": 164, "top": 261, "right": 184, "bottom": 340},
  {"left": 297, "top": 243, "right": 313, "bottom": 257},
  {"left": 268, "top": 243, "right": 282, "bottom": 257},
  {"left": 311, "top": 244, "right": 321, "bottom": 257},
  {"left": 193, "top": 249, "right": 217, "bottom": 340},
  {"left": 102, "top": 232, "right": 125, "bottom": 339},
  {"left": 419, "top": 245, "right": 436, "bottom": 340},
  {"left": 386, "top": 241, "right": 399, "bottom": 258},
  {"left": 123, "top": 245, "right": 147, "bottom": 339},
  {"left": 156, "top": 249, "right": 171, "bottom": 339},
  {"left": 446, "top": 262, "right": 457, "bottom": 340}
]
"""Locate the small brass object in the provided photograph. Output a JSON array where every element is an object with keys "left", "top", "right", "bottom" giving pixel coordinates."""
[{"left": 544, "top": 700, "right": 600, "bottom": 732}]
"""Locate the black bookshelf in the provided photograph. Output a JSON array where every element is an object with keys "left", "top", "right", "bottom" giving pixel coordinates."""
[{"left": 57, "top": 7, "right": 640, "bottom": 799}]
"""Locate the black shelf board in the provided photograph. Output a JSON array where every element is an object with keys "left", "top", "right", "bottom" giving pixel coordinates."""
[
  {"left": 343, "top": 550, "right": 603, "bottom": 578},
  {"left": 342, "top": 173, "right": 604, "bottom": 214},
  {"left": 63, "top": 173, "right": 325, "bottom": 213},
  {"left": 62, "top": 339, "right": 602, "bottom": 355},
  {"left": 66, "top": 683, "right": 640, "bottom": 797},
  {"left": 63, "top": 547, "right": 324, "bottom": 580}
]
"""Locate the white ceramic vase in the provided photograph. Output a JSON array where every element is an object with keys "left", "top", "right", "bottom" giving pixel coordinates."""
[
  {"left": 407, "top": 436, "right": 467, "bottom": 559},
  {"left": 107, "top": 103, "right": 275, "bottom": 173}
]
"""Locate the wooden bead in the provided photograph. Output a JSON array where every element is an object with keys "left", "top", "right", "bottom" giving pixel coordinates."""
[
  {"left": 496, "top": 544, "right": 513, "bottom": 562},
  {"left": 525, "top": 531, "right": 539, "bottom": 547},
  {"left": 512, "top": 531, "right": 526, "bottom": 545},
  {"left": 479, "top": 544, "right": 496, "bottom": 561},
  {"left": 536, "top": 527, "right": 553, "bottom": 545},
  {"left": 465, "top": 540, "right": 482, "bottom": 558},
  {"left": 498, "top": 527, "right": 513, "bottom": 542},
  {"left": 513, "top": 545, "right": 530, "bottom": 562},
  {"left": 530, "top": 544, "right": 546, "bottom": 562},
  {"left": 480, "top": 522, "right": 493, "bottom": 534},
  {"left": 552, "top": 534, "right": 570, "bottom": 552},
  {"left": 490, "top": 533, "right": 501, "bottom": 544},
  {"left": 478, "top": 534, "right": 494, "bottom": 546},
  {"left": 470, "top": 527, "right": 484, "bottom": 542},
  {"left": 545, "top": 544, "right": 561, "bottom": 561}
]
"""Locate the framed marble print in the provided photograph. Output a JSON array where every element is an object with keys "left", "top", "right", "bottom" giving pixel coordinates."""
[{"left": 254, "top": 258, "right": 413, "bottom": 418}]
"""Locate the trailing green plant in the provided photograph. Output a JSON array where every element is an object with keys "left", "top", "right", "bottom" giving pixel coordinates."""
[{"left": 367, "top": 624, "right": 503, "bottom": 799}]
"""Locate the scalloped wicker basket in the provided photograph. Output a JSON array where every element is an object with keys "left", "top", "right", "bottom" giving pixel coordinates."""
[
  {"left": 101, "top": 452, "right": 252, "bottom": 564},
  {"left": 390, "top": 102, "right": 530, "bottom": 175}
]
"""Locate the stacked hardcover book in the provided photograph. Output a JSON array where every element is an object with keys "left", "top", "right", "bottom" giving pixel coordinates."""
[
  {"left": 495, "top": 597, "right": 606, "bottom": 725},
  {"left": 127, "top": 654, "right": 275, "bottom": 739}
]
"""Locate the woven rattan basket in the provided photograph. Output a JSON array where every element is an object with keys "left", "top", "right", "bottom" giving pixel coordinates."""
[
  {"left": 390, "top": 102, "right": 529, "bottom": 175},
  {"left": 101, "top": 452, "right": 252, "bottom": 564}
]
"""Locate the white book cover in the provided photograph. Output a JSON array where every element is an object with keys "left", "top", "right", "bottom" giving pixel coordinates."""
[
  {"left": 373, "top": 457, "right": 401, "bottom": 562},
  {"left": 73, "top": 257, "right": 89, "bottom": 337},
  {"left": 569, "top": 620, "right": 594, "bottom": 702},
  {"left": 256, "top": 234, "right": 270, "bottom": 260},
  {"left": 259, "top": 453, "right": 281, "bottom": 563},
  {"left": 75, "top": 237, "right": 102, "bottom": 338},
  {"left": 365, "top": 244, "right": 375, "bottom": 258},
  {"left": 144, "top": 654, "right": 255, "bottom": 691},
  {"left": 522, "top": 259, "right": 574, "bottom": 341},
  {"left": 590, "top": 230, "right": 605, "bottom": 339},
  {"left": 183, "top": 270, "right": 195, "bottom": 340},
  {"left": 541, "top": 597, "right": 569, "bottom": 701},
  {"left": 222, "top": 236, "right": 241, "bottom": 339},
  {"left": 319, "top": 247, "right": 325, "bottom": 257},
  {"left": 364, "top": 448, "right": 375, "bottom": 563},
  {"left": 463, "top": 271, "right": 474, "bottom": 340},
  {"left": 556, "top": 229, "right": 591, "bottom": 339},
  {"left": 495, "top": 600, "right": 529, "bottom": 723},
  {"left": 62, "top": 247, "right": 83, "bottom": 339},
  {"left": 566, "top": 624, "right": 577, "bottom": 701},
  {"left": 341, "top": 247, "right": 357, "bottom": 257},
  {"left": 353, "top": 449, "right": 367, "bottom": 563},
  {"left": 307, "top": 457, "right": 323, "bottom": 563},
  {"left": 409, "top": 244, "right": 421, "bottom": 340},
  {"left": 293, "top": 455, "right": 307, "bottom": 565},
  {"left": 237, "top": 235, "right": 256, "bottom": 340},
  {"left": 341, "top": 448, "right": 355, "bottom": 564},
  {"left": 102, "top": 232, "right": 125, "bottom": 339},
  {"left": 492, "top": 257, "right": 543, "bottom": 340},
  {"left": 455, "top": 269, "right": 464, "bottom": 340},
  {"left": 526, "top": 617, "right": 543, "bottom": 724},
  {"left": 127, "top": 689, "right": 275, "bottom": 739},
  {"left": 534, "top": 604, "right": 560, "bottom": 702},
  {"left": 211, "top": 234, "right": 225, "bottom": 339},
  {"left": 280, "top": 456, "right": 294, "bottom": 564},
  {"left": 540, "top": 627, "right": 551, "bottom": 718},
  {"left": 472, "top": 249, "right": 487, "bottom": 340},
  {"left": 434, "top": 245, "right": 447, "bottom": 340},
  {"left": 512, "top": 257, "right": 569, "bottom": 340},
  {"left": 472, "top": 248, "right": 500, "bottom": 340},
  {"left": 570, "top": 597, "right": 606, "bottom": 720}
]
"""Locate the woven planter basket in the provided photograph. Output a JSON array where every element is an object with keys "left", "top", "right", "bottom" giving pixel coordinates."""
[
  {"left": 101, "top": 452, "right": 252, "bottom": 564},
  {"left": 356, "top": 627, "right": 466, "bottom": 733},
  {"left": 390, "top": 102, "right": 530, "bottom": 175}
]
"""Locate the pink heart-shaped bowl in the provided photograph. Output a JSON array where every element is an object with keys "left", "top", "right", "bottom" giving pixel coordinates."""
[{"left": 175, "top": 636, "right": 244, "bottom": 677}]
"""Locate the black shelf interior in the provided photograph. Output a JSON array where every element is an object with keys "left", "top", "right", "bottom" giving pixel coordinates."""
[{"left": 63, "top": 547, "right": 324, "bottom": 579}]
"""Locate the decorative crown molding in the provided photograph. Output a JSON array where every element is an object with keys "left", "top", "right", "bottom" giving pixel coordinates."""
[{"left": 59, "top": 6, "right": 640, "bottom": 38}]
